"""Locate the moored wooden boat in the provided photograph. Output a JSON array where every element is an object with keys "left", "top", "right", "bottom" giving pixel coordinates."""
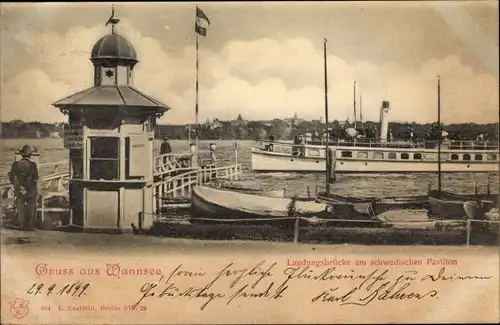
[
  {"left": 485, "top": 208, "right": 499, "bottom": 220},
  {"left": 463, "top": 201, "right": 496, "bottom": 220},
  {"left": 316, "top": 192, "right": 428, "bottom": 215},
  {"left": 218, "top": 185, "right": 285, "bottom": 198},
  {"left": 207, "top": 180, "right": 285, "bottom": 198},
  {"left": 428, "top": 190, "right": 497, "bottom": 219},
  {"left": 191, "top": 185, "right": 331, "bottom": 225}
]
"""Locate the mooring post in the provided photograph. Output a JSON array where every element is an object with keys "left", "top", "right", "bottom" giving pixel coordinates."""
[
  {"left": 427, "top": 183, "right": 431, "bottom": 194},
  {"left": 307, "top": 185, "right": 311, "bottom": 198},
  {"left": 234, "top": 140, "right": 238, "bottom": 166},
  {"left": 466, "top": 219, "right": 471, "bottom": 246},
  {"left": 487, "top": 176, "right": 491, "bottom": 195},
  {"left": 293, "top": 214, "right": 300, "bottom": 244},
  {"left": 474, "top": 182, "right": 478, "bottom": 195},
  {"left": 39, "top": 194, "right": 45, "bottom": 226}
]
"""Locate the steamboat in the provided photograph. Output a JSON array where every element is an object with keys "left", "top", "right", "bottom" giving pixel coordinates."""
[{"left": 251, "top": 102, "right": 499, "bottom": 174}]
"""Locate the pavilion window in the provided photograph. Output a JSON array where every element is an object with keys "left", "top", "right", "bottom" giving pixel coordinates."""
[
  {"left": 474, "top": 154, "right": 483, "bottom": 161},
  {"left": 89, "top": 137, "right": 119, "bottom": 180},
  {"left": 401, "top": 153, "right": 409, "bottom": 160},
  {"left": 463, "top": 154, "right": 471, "bottom": 161},
  {"left": 388, "top": 152, "right": 397, "bottom": 159},
  {"left": 413, "top": 153, "right": 422, "bottom": 160}
]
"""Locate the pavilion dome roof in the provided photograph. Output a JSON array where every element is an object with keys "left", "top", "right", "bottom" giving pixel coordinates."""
[{"left": 90, "top": 33, "right": 138, "bottom": 63}]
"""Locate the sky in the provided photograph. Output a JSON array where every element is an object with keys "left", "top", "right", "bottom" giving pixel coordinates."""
[{"left": 0, "top": 1, "right": 498, "bottom": 125}]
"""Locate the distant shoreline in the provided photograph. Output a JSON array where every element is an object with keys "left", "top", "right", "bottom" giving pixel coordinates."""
[{"left": 0, "top": 138, "right": 257, "bottom": 142}]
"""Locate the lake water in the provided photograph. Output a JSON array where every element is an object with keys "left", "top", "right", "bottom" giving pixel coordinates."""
[{"left": 1, "top": 139, "right": 498, "bottom": 197}]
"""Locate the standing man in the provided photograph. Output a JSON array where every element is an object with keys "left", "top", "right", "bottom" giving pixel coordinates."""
[
  {"left": 160, "top": 137, "right": 172, "bottom": 155},
  {"left": 267, "top": 133, "right": 275, "bottom": 151},
  {"left": 8, "top": 145, "right": 38, "bottom": 231},
  {"left": 160, "top": 137, "right": 172, "bottom": 165}
]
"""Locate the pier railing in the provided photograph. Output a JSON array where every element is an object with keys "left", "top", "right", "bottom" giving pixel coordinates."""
[
  {"left": 154, "top": 163, "right": 242, "bottom": 211},
  {"left": 154, "top": 151, "right": 216, "bottom": 175}
]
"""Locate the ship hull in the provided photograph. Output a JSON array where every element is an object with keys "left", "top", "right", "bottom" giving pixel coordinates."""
[{"left": 251, "top": 147, "right": 499, "bottom": 173}]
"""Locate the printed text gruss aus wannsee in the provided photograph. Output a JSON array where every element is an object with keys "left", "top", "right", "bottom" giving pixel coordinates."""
[
  {"left": 34, "top": 263, "right": 163, "bottom": 278},
  {"left": 130, "top": 260, "right": 492, "bottom": 310}
]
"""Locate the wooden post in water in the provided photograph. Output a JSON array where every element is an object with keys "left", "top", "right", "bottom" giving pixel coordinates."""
[
  {"left": 293, "top": 214, "right": 300, "bottom": 244},
  {"left": 323, "top": 38, "right": 330, "bottom": 196},
  {"left": 487, "top": 176, "right": 491, "bottom": 195},
  {"left": 474, "top": 182, "right": 478, "bottom": 195},
  {"left": 466, "top": 219, "right": 471, "bottom": 246},
  {"left": 234, "top": 140, "right": 238, "bottom": 168}
]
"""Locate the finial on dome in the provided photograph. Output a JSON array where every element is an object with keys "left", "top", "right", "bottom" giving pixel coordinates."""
[{"left": 105, "top": 4, "right": 120, "bottom": 34}]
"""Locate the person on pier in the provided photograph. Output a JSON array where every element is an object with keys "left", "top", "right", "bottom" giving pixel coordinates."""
[
  {"left": 160, "top": 137, "right": 172, "bottom": 165},
  {"left": 8, "top": 145, "right": 38, "bottom": 231},
  {"left": 160, "top": 137, "right": 172, "bottom": 155}
]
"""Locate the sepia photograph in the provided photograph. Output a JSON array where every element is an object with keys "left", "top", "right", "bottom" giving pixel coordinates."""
[{"left": 1, "top": 1, "right": 498, "bottom": 324}]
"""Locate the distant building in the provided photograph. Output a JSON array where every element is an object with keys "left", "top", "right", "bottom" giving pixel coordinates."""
[
  {"left": 283, "top": 112, "right": 304, "bottom": 127},
  {"left": 209, "top": 118, "right": 223, "bottom": 130},
  {"left": 230, "top": 114, "right": 247, "bottom": 128}
]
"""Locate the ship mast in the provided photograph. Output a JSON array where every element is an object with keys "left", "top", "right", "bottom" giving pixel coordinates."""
[
  {"left": 437, "top": 75, "right": 442, "bottom": 193},
  {"left": 359, "top": 93, "right": 363, "bottom": 128},
  {"left": 324, "top": 38, "right": 331, "bottom": 196}
]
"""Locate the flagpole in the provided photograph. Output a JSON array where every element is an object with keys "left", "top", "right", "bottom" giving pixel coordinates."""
[
  {"left": 353, "top": 81, "right": 357, "bottom": 129},
  {"left": 195, "top": 14, "right": 200, "bottom": 160},
  {"left": 324, "top": 38, "right": 330, "bottom": 196}
]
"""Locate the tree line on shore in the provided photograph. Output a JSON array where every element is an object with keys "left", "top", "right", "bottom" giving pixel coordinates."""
[{"left": 1, "top": 119, "right": 498, "bottom": 141}]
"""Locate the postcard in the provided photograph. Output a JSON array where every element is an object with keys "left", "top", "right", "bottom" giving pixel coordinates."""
[{"left": 1, "top": 1, "right": 498, "bottom": 324}]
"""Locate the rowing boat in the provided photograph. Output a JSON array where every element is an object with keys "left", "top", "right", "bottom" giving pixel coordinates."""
[
  {"left": 207, "top": 180, "right": 285, "bottom": 198},
  {"left": 191, "top": 185, "right": 331, "bottom": 224},
  {"left": 316, "top": 192, "right": 428, "bottom": 215},
  {"left": 428, "top": 190, "right": 496, "bottom": 219}
]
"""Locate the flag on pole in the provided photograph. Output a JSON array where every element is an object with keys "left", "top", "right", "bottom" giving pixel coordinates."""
[
  {"left": 196, "top": 6, "right": 210, "bottom": 24},
  {"left": 195, "top": 6, "right": 210, "bottom": 37}
]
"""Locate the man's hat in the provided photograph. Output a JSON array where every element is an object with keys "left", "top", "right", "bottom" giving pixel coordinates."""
[
  {"left": 19, "top": 145, "right": 33, "bottom": 157},
  {"left": 163, "top": 137, "right": 169, "bottom": 141}
]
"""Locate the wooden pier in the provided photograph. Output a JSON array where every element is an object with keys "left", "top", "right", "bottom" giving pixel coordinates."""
[{"left": 1, "top": 151, "right": 242, "bottom": 229}]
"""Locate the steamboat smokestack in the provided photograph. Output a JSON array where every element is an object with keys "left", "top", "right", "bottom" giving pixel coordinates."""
[{"left": 379, "top": 100, "right": 390, "bottom": 142}]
